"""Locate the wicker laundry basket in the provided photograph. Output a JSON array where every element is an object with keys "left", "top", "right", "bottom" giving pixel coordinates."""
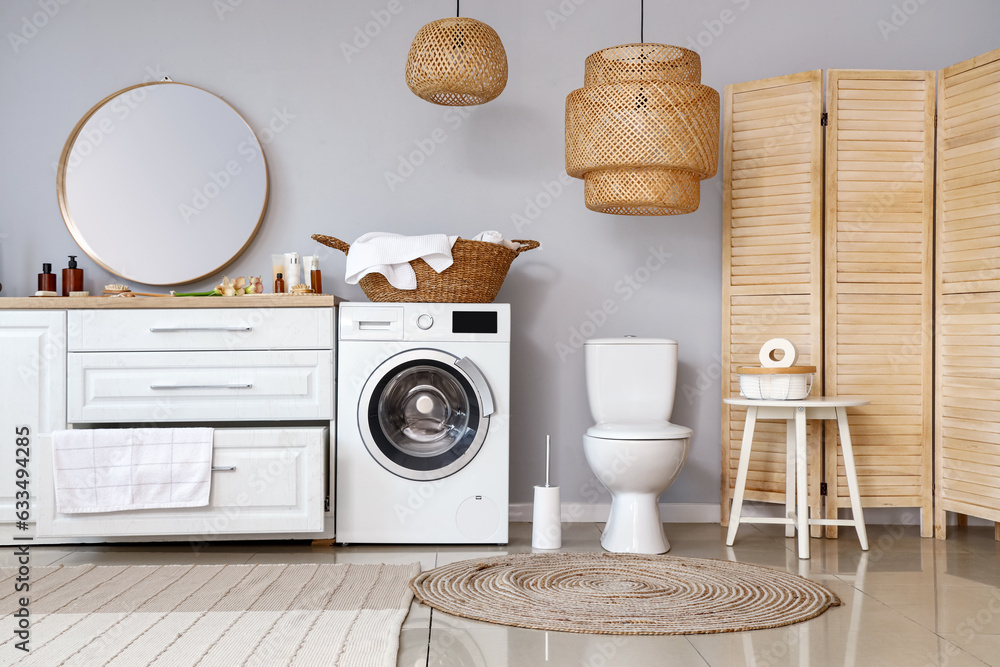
[{"left": 312, "top": 234, "right": 539, "bottom": 303}]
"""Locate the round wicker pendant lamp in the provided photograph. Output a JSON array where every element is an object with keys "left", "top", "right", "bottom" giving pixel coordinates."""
[
  {"left": 565, "top": 23, "right": 720, "bottom": 215},
  {"left": 405, "top": 1, "right": 507, "bottom": 106}
]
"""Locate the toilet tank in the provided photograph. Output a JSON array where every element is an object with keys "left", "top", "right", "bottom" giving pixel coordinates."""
[{"left": 585, "top": 338, "right": 678, "bottom": 423}]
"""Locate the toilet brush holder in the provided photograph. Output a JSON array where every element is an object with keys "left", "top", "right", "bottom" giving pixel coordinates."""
[{"left": 532, "top": 485, "right": 562, "bottom": 549}]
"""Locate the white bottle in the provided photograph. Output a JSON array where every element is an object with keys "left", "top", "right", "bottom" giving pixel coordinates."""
[{"left": 283, "top": 252, "right": 301, "bottom": 293}]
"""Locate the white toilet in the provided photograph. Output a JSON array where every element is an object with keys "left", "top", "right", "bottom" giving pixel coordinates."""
[{"left": 582, "top": 337, "right": 692, "bottom": 554}]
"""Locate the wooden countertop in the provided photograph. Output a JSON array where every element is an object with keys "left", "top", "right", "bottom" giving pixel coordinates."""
[{"left": 0, "top": 295, "right": 342, "bottom": 309}]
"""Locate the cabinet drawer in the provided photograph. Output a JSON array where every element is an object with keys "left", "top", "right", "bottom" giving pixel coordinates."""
[
  {"left": 37, "top": 427, "right": 326, "bottom": 537},
  {"left": 68, "top": 308, "right": 333, "bottom": 351},
  {"left": 68, "top": 350, "right": 333, "bottom": 423}
]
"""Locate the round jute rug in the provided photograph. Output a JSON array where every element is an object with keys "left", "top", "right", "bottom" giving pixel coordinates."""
[{"left": 410, "top": 552, "right": 842, "bottom": 635}]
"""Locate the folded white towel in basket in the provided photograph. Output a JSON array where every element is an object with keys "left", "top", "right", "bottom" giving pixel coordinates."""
[
  {"left": 469, "top": 230, "right": 520, "bottom": 250},
  {"left": 51, "top": 428, "right": 214, "bottom": 513},
  {"left": 345, "top": 232, "right": 459, "bottom": 290}
]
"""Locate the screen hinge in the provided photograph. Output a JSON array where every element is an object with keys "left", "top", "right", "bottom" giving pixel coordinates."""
[
  {"left": 820, "top": 112, "right": 828, "bottom": 127},
  {"left": 325, "top": 496, "right": 331, "bottom": 512},
  {"left": 820, "top": 482, "right": 828, "bottom": 496}
]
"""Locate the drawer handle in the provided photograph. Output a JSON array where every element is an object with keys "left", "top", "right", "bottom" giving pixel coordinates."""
[
  {"left": 149, "top": 326, "right": 253, "bottom": 333},
  {"left": 211, "top": 466, "right": 236, "bottom": 472},
  {"left": 149, "top": 383, "right": 253, "bottom": 390}
]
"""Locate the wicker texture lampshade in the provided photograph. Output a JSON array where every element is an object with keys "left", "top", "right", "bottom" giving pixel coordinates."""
[
  {"left": 565, "top": 44, "right": 720, "bottom": 215},
  {"left": 405, "top": 17, "right": 507, "bottom": 106}
]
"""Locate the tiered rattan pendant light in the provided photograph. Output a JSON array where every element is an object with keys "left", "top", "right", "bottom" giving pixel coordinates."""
[
  {"left": 405, "top": 1, "right": 507, "bottom": 106},
  {"left": 565, "top": 8, "right": 720, "bottom": 215}
]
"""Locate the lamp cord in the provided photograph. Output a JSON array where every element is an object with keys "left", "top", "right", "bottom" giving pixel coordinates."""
[
  {"left": 640, "top": 0, "right": 644, "bottom": 43},
  {"left": 457, "top": 0, "right": 460, "bottom": 17}
]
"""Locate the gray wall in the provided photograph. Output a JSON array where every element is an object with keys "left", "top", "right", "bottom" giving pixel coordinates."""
[{"left": 1, "top": 0, "right": 998, "bottom": 507}]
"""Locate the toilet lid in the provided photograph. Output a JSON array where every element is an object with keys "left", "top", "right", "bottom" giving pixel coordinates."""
[{"left": 586, "top": 421, "right": 693, "bottom": 440}]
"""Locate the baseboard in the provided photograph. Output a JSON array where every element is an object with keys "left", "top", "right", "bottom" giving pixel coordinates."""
[{"left": 509, "top": 502, "right": 721, "bottom": 524}]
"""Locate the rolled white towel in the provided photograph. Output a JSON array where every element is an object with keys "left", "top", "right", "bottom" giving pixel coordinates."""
[
  {"left": 470, "top": 230, "right": 520, "bottom": 251},
  {"left": 345, "top": 232, "right": 458, "bottom": 290}
]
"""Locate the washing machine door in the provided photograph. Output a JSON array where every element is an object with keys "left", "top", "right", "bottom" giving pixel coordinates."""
[{"left": 358, "top": 349, "right": 494, "bottom": 481}]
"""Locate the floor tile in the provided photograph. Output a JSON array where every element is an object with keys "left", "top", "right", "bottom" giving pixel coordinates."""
[
  {"left": 396, "top": 625, "right": 430, "bottom": 667},
  {"left": 246, "top": 549, "right": 435, "bottom": 569},
  {"left": 0, "top": 546, "right": 75, "bottom": 567},
  {"left": 12, "top": 521, "right": 1000, "bottom": 667},
  {"left": 402, "top": 598, "right": 431, "bottom": 629},
  {"left": 893, "top": 587, "right": 1000, "bottom": 636},
  {"left": 428, "top": 610, "right": 711, "bottom": 667},
  {"left": 49, "top": 548, "right": 254, "bottom": 566},
  {"left": 940, "top": 632, "right": 1000, "bottom": 667},
  {"left": 935, "top": 525, "right": 1000, "bottom": 556},
  {"left": 689, "top": 578, "right": 984, "bottom": 667}
]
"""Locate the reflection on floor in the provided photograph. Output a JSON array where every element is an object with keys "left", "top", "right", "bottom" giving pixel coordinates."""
[{"left": 8, "top": 522, "right": 1000, "bottom": 666}]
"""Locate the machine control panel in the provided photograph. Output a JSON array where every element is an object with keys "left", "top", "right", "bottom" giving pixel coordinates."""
[
  {"left": 452, "top": 310, "right": 498, "bottom": 334},
  {"left": 339, "top": 303, "right": 510, "bottom": 343}
]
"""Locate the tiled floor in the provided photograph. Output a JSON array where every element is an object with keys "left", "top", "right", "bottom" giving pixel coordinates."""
[{"left": 7, "top": 522, "right": 1000, "bottom": 666}]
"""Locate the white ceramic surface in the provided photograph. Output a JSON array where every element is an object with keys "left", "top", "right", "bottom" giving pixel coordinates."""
[
  {"left": 582, "top": 337, "right": 692, "bottom": 555},
  {"left": 584, "top": 337, "right": 677, "bottom": 424},
  {"left": 583, "top": 436, "right": 689, "bottom": 554}
]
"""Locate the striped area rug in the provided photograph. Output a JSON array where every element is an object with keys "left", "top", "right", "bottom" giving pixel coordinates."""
[{"left": 0, "top": 562, "right": 419, "bottom": 666}]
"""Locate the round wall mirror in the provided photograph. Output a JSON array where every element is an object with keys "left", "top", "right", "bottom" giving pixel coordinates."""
[{"left": 57, "top": 82, "right": 269, "bottom": 286}]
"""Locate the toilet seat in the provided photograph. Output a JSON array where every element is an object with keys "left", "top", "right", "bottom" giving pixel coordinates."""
[{"left": 586, "top": 421, "right": 693, "bottom": 440}]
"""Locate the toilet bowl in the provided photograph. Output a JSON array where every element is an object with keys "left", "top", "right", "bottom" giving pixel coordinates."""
[{"left": 582, "top": 337, "right": 692, "bottom": 554}]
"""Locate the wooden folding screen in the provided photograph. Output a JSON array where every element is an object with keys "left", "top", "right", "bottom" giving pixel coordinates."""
[
  {"left": 935, "top": 48, "right": 1000, "bottom": 539},
  {"left": 825, "top": 70, "right": 936, "bottom": 537},
  {"left": 721, "top": 71, "right": 824, "bottom": 527}
]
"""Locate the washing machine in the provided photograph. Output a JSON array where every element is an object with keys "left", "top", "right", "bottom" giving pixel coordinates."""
[{"left": 336, "top": 302, "right": 509, "bottom": 544}]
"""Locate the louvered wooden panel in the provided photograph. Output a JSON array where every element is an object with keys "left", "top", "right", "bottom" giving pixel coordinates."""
[
  {"left": 727, "top": 75, "right": 822, "bottom": 292},
  {"left": 935, "top": 48, "right": 1000, "bottom": 539},
  {"left": 936, "top": 292, "right": 1000, "bottom": 531},
  {"left": 725, "top": 294, "right": 822, "bottom": 513},
  {"left": 828, "top": 291, "right": 929, "bottom": 506},
  {"left": 938, "top": 48, "right": 1000, "bottom": 294},
  {"left": 825, "top": 70, "right": 935, "bottom": 537},
  {"left": 722, "top": 71, "right": 823, "bottom": 527}
]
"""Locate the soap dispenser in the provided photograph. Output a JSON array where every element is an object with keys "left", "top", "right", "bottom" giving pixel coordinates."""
[
  {"left": 62, "top": 255, "right": 83, "bottom": 296},
  {"left": 38, "top": 263, "right": 56, "bottom": 292}
]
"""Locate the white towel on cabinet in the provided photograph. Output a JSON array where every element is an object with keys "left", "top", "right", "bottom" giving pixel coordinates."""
[
  {"left": 345, "top": 232, "right": 458, "bottom": 290},
  {"left": 51, "top": 428, "right": 214, "bottom": 513}
]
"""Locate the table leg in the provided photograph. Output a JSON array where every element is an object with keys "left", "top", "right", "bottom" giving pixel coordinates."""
[
  {"left": 795, "top": 406, "right": 809, "bottom": 559},
  {"left": 785, "top": 418, "right": 796, "bottom": 538},
  {"left": 726, "top": 406, "right": 758, "bottom": 547},
  {"left": 837, "top": 406, "right": 868, "bottom": 551}
]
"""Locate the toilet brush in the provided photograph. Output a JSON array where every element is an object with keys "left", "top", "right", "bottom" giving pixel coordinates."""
[{"left": 532, "top": 435, "right": 562, "bottom": 549}]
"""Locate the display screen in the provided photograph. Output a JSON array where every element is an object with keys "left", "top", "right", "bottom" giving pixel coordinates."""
[{"left": 452, "top": 311, "right": 498, "bottom": 334}]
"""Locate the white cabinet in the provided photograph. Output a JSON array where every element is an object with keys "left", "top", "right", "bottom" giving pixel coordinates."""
[
  {"left": 67, "top": 350, "right": 333, "bottom": 422},
  {"left": 66, "top": 308, "right": 333, "bottom": 351},
  {"left": 0, "top": 299, "right": 336, "bottom": 544},
  {"left": 0, "top": 312, "right": 66, "bottom": 532},
  {"left": 37, "top": 428, "right": 326, "bottom": 537}
]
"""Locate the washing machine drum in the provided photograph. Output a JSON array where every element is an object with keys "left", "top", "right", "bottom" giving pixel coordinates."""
[{"left": 359, "top": 349, "right": 493, "bottom": 481}]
